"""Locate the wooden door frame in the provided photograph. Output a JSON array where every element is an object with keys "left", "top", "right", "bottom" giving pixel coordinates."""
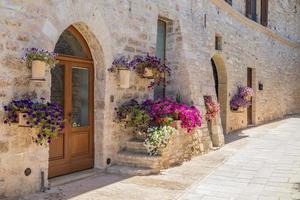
[{"left": 49, "top": 55, "right": 94, "bottom": 178}]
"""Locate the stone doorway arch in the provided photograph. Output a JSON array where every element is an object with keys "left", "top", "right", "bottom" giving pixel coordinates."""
[{"left": 211, "top": 54, "right": 228, "bottom": 134}]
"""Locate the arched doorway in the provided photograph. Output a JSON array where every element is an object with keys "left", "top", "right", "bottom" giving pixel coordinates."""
[
  {"left": 49, "top": 26, "right": 94, "bottom": 178},
  {"left": 211, "top": 54, "right": 228, "bottom": 134}
]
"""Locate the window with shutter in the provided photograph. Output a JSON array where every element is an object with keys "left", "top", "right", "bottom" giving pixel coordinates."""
[
  {"left": 261, "top": 0, "right": 268, "bottom": 26},
  {"left": 154, "top": 19, "right": 167, "bottom": 99}
]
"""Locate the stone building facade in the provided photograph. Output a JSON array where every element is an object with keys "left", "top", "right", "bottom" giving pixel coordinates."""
[{"left": 0, "top": 0, "right": 299, "bottom": 198}]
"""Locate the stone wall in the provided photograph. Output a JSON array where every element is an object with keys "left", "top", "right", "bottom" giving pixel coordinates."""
[
  {"left": 229, "top": 0, "right": 300, "bottom": 43},
  {"left": 161, "top": 123, "right": 213, "bottom": 168},
  {"left": 0, "top": 0, "right": 299, "bottom": 198}
]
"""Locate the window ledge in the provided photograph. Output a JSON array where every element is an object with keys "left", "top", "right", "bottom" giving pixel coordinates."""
[{"left": 211, "top": 0, "right": 300, "bottom": 49}]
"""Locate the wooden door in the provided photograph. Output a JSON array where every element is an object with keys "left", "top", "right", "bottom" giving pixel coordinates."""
[
  {"left": 247, "top": 68, "right": 253, "bottom": 126},
  {"left": 49, "top": 56, "right": 94, "bottom": 178}
]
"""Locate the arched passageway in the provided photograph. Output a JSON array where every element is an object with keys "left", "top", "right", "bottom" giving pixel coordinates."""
[{"left": 211, "top": 54, "right": 228, "bottom": 134}]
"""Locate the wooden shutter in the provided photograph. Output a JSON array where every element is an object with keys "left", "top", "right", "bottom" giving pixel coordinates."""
[
  {"left": 246, "top": 0, "right": 252, "bottom": 19},
  {"left": 154, "top": 19, "right": 167, "bottom": 99},
  {"left": 261, "top": 0, "right": 268, "bottom": 26}
]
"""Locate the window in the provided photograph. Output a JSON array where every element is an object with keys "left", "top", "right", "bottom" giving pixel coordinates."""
[
  {"left": 246, "top": 0, "right": 257, "bottom": 21},
  {"left": 215, "top": 35, "right": 222, "bottom": 51},
  {"left": 261, "top": 0, "right": 268, "bottom": 26},
  {"left": 224, "top": 0, "right": 232, "bottom": 6},
  {"left": 54, "top": 26, "right": 91, "bottom": 59},
  {"left": 154, "top": 19, "right": 167, "bottom": 99}
]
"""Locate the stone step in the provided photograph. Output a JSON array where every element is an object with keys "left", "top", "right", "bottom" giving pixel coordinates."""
[
  {"left": 115, "top": 151, "right": 162, "bottom": 169},
  {"left": 125, "top": 139, "right": 148, "bottom": 154},
  {"left": 106, "top": 165, "right": 160, "bottom": 176}
]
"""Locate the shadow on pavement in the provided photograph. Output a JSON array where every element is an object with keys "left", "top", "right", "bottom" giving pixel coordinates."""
[{"left": 225, "top": 133, "right": 248, "bottom": 144}]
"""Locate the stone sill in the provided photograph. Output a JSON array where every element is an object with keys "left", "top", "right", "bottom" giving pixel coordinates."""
[{"left": 211, "top": 0, "right": 300, "bottom": 49}]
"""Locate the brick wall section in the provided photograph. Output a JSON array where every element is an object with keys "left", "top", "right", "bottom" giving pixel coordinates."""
[{"left": 0, "top": 0, "right": 299, "bottom": 198}]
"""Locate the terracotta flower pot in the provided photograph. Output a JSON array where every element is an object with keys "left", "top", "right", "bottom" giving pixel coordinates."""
[
  {"left": 118, "top": 68, "right": 130, "bottom": 89},
  {"left": 143, "top": 67, "right": 154, "bottom": 78},
  {"left": 18, "top": 112, "right": 30, "bottom": 127},
  {"left": 31, "top": 60, "right": 46, "bottom": 80}
]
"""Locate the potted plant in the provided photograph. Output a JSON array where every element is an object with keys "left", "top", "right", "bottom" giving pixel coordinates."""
[
  {"left": 3, "top": 97, "right": 64, "bottom": 145},
  {"left": 142, "top": 98, "right": 202, "bottom": 132},
  {"left": 230, "top": 86, "right": 254, "bottom": 112},
  {"left": 116, "top": 99, "right": 151, "bottom": 139},
  {"left": 130, "top": 54, "right": 171, "bottom": 88},
  {"left": 23, "top": 48, "right": 57, "bottom": 81},
  {"left": 108, "top": 56, "right": 132, "bottom": 89}
]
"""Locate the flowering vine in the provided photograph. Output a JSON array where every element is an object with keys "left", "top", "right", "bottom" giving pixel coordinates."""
[{"left": 204, "top": 96, "right": 220, "bottom": 121}]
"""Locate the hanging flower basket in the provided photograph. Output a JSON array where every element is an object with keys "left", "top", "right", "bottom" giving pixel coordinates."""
[
  {"left": 108, "top": 56, "right": 132, "bottom": 89},
  {"left": 118, "top": 68, "right": 131, "bottom": 89},
  {"left": 22, "top": 48, "right": 57, "bottom": 81},
  {"left": 17, "top": 112, "right": 30, "bottom": 127},
  {"left": 31, "top": 60, "right": 46, "bottom": 80},
  {"left": 142, "top": 67, "right": 154, "bottom": 79}
]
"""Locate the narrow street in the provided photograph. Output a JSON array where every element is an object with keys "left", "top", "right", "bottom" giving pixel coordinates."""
[{"left": 22, "top": 116, "right": 300, "bottom": 200}]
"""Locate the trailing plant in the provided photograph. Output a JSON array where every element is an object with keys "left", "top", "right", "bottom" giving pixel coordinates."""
[
  {"left": 230, "top": 86, "right": 254, "bottom": 110},
  {"left": 144, "top": 126, "right": 176, "bottom": 155},
  {"left": 3, "top": 98, "right": 64, "bottom": 146},
  {"left": 116, "top": 99, "right": 151, "bottom": 133},
  {"left": 22, "top": 48, "right": 57, "bottom": 68},
  {"left": 108, "top": 56, "right": 132, "bottom": 73},
  {"left": 204, "top": 96, "right": 220, "bottom": 121}
]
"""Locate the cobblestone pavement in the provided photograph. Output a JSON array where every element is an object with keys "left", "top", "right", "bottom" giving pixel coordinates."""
[{"left": 21, "top": 116, "right": 300, "bottom": 200}]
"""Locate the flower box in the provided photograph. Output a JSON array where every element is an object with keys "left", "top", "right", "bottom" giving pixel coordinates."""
[
  {"left": 118, "top": 68, "right": 130, "bottom": 89},
  {"left": 17, "top": 112, "right": 30, "bottom": 127},
  {"left": 31, "top": 60, "right": 46, "bottom": 80}
]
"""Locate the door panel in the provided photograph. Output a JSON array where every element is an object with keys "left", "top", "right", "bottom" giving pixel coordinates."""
[{"left": 49, "top": 58, "right": 94, "bottom": 178}]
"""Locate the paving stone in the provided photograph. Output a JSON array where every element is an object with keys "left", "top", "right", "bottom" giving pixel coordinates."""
[{"left": 20, "top": 115, "right": 300, "bottom": 200}]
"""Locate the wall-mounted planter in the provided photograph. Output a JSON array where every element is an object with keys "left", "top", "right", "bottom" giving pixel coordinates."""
[
  {"left": 31, "top": 60, "right": 46, "bottom": 81},
  {"left": 17, "top": 112, "right": 30, "bottom": 127},
  {"left": 231, "top": 107, "right": 245, "bottom": 113},
  {"left": 118, "top": 68, "right": 130, "bottom": 89},
  {"left": 142, "top": 67, "right": 154, "bottom": 79}
]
